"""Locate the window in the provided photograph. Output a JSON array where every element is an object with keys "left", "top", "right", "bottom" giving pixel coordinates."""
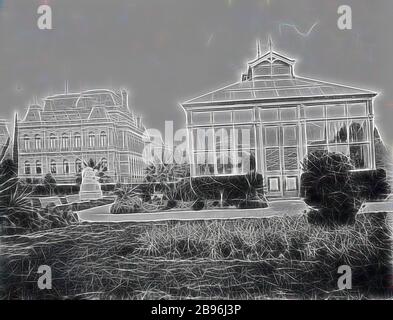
[
  {"left": 89, "top": 132, "right": 95, "bottom": 147},
  {"left": 213, "top": 111, "right": 232, "bottom": 123},
  {"left": 306, "top": 122, "right": 326, "bottom": 144},
  {"left": 349, "top": 120, "right": 367, "bottom": 142},
  {"left": 280, "top": 108, "right": 297, "bottom": 121},
  {"left": 24, "top": 161, "right": 31, "bottom": 175},
  {"left": 100, "top": 131, "right": 107, "bottom": 147},
  {"left": 260, "top": 108, "right": 279, "bottom": 122},
  {"left": 283, "top": 126, "right": 297, "bottom": 146},
  {"left": 49, "top": 134, "right": 57, "bottom": 149},
  {"left": 234, "top": 109, "right": 253, "bottom": 122},
  {"left": 192, "top": 112, "right": 211, "bottom": 125},
  {"left": 326, "top": 104, "right": 346, "bottom": 118},
  {"left": 328, "top": 120, "right": 347, "bottom": 143},
  {"left": 348, "top": 103, "right": 367, "bottom": 117},
  {"left": 350, "top": 145, "right": 369, "bottom": 169},
  {"left": 75, "top": 159, "right": 82, "bottom": 173},
  {"left": 61, "top": 133, "right": 69, "bottom": 149},
  {"left": 305, "top": 105, "right": 324, "bottom": 119},
  {"left": 328, "top": 144, "right": 349, "bottom": 156},
  {"left": 193, "top": 128, "right": 214, "bottom": 151},
  {"left": 50, "top": 160, "right": 57, "bottom": 174},
  {"left": 286, "top": 177, "right": 298, "bottom": 191},
  {"left": 264, "top": 127, "right": 279, "bottom": 146},
  {"left": 63, "top": 160, "right": 69, "bottom": 174},
  {"left": 265, "top": 148, "right": 280, "bottom": 171},
  {"left": 24, "top": 135, "right": 30, "bottom": 150},
  {"left": 194, "top": 152, "right": 215, "bottom": 175},
  {"left": 74, "top": 133, "right": 81, "bottom": 148},
  {"left": 215, "top": 127, "right": 232, "bottom": 151},
  {"left": 284, "top": 147, "right": 298, "bottom": 170},
  {"left": 36, "top": 160, "right": 42, "bottom": 174},
  {"left": 35, "top": 135, "right": 41, "bottom": 149},
  {"left": 235, "top": 126, "right": 255, "bottom": 148},
  {"left": 268, "top": 177, "right": 280, "bottom": 192}
]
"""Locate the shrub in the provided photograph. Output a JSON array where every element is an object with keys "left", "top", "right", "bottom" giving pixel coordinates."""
[
  {"left": 351, "top": 169, "right": 391, "bottom": 201},
  {"left": 237, "top": 200, "right": 268, "bottom": 209},
  {"left": 166, "top": 199, "right": 177, "bottom": 210},
  {"left": 175, "top": 172, "right": 266, "bottom": 203},
  {"left": 301, "top": 151, "right": 361, "bottom": 226},
  {"left": 111, "top": 185, "right": 143, "bottom": 214},
  {"left": 192, "top": 200, "right": 205, "bottom": 211}
]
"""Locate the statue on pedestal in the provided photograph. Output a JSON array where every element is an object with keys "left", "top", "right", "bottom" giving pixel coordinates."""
[{"left": 79, "top": 167, "right": 103, "bottom": 201}]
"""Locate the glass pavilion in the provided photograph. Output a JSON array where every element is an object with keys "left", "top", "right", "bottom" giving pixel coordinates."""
[{"left": 181, "top": 42, "right": 377, "bottom": 198}]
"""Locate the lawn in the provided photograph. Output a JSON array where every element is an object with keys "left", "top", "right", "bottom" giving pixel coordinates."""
[{"left": 0, "top": 212, "right": 391, "bottom": 300}]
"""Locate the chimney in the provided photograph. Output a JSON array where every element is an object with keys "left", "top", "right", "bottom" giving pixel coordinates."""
[{"left": 121, "top": 90, "right": 128, "bottom": 109}]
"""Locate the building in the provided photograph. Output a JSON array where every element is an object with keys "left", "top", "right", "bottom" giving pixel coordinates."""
[
  {"left": 0, "top": 119, "right": 10, "bottom": 151},
  {"left": 181, "top": 41, "right": 378, "bottom": 199},
  {"left": 18, "top": 89, "right": 146, "bottom": 185}
]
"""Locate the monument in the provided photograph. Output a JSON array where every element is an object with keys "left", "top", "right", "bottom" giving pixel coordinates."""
[{"left": 79, "top": 167, "right": 103, "bottom": 201}]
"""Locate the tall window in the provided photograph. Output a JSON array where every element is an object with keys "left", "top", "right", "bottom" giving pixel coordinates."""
[
  {"left": 89, "top": 132, "right": 95, "bottom": 147},
  {"left": 49, "top": 134, "right": 56, "bottom": 149},
  {"left": 50, "top": 160, "right": 57, "bottom": 174},
  {"left": 36, "top": 160, "right": 42, "bottom": 174},
  {"left": 24, "top": 135, "right": 30, "bottom": 151},
  {"left": 24, "top": 161, "right": 31, "bottom": 174},
  {"left": 62, "top": 133, "right": 69, "bottom": 149},
  {"left": 75, "top": 159, "right": 82, "bottom": 173},
  {"left": 63, "top": 160, "right": 69, "bottom": 174},
  {"left": 305, "top": 103, "right": 371, "bottom": 169},
  {"left": 35, "top": 135, "right": 41, "bottom": 150},
  {"left": 74, "top": 133, "right": 81, "bottom": 148},
  {"left": 100, "top": 131, "right": 107, "bottom": 147}
]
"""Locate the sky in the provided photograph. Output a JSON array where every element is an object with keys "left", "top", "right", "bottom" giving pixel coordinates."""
[{"left": 0, "top": 0, "right": 392, "bottom": 146}]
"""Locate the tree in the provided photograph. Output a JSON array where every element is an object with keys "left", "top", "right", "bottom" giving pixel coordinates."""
[{"left": 43, "top": 173, "right": 57, "bottom": 196}]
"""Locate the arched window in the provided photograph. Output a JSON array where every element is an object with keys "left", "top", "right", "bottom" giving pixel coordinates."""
[
  {"left": 35, "top": 134, "right": 41, "bottom": 150},
  {"left": 24, "top": 161, "right": 31, "bottom": 174},
  {"left": 50, "top": 160, "right": 57, "bottom": 174},
  {"left": 74, "top": 133, "right": 81, "bottom": 148},
  {"left": 100, "top": 131, "right": 107, "bottom": 147},
  {"left": 89, "top": 132, "right": 95, "bottom": 147},
  {"left": 49, "top": 134, "right": 57, "bottom": 149},
  {"left": 24, "top": 135, "right": 30, "bottom": 151},
  {"left": 62, "top": 133, "right": 69, "bottom": 149},
  {"left": 36, "top": 160, "right": 42, "bottom": 174},
  {"left": 63, "top": 160, "right": 69, "bottom": 174},
  {"left": 75, "top": 159, "right": 82, "bottom": 173}
]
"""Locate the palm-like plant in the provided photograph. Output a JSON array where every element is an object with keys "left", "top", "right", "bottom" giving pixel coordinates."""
[
  {"left": 76, "top": 158, "right": 110, "bottom": 184},
  {"left": 111, "top": 185, "right": 143, "bottom": 214}
]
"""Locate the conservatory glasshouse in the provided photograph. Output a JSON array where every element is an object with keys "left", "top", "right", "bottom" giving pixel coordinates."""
[{"left": 181, "top": 42, "right": 377, "bottom": 199}]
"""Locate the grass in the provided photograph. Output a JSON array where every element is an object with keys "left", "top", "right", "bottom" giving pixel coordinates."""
[{"left": 0, "top": 212, "right": 392, "bottom": 300}]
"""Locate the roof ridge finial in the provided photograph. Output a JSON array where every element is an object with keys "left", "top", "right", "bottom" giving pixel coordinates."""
[
  {"left": 268, "top": 35, "right": 273, "bottom": 53},
  {"left": 256, "top": 39, "right": 261, "bottom": 58}
]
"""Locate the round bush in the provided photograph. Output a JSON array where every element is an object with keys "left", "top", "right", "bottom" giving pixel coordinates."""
[{"left": 192, "top": 200, "right": 205, "bottom": 211}]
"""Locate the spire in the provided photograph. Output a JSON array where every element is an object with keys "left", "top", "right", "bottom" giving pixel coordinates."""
[
  {"left": 65, "top": 80, "right": 69, "bottom": 94},
  {"left": 256, "top": 39, "right": 261, "bottom": 58}
]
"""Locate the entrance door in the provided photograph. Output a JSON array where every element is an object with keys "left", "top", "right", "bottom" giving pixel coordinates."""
[{"left": 263, "top": 123, "right": 300, "bottom": 198}]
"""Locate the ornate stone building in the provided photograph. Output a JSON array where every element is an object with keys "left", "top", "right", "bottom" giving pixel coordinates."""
[
  {"left": 18, "top": 89, "right": 146, "bottom": 185},
  {"left": 182, "top": 42, "right": 378, "bottom": 198},
  {"left": 0, "top": 119, "right": 10, "bottom": 151}
]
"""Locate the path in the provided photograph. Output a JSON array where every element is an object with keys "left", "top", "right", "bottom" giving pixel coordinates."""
[{"left": 77, "top": 200, "right": 309, "bottom": 223}]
